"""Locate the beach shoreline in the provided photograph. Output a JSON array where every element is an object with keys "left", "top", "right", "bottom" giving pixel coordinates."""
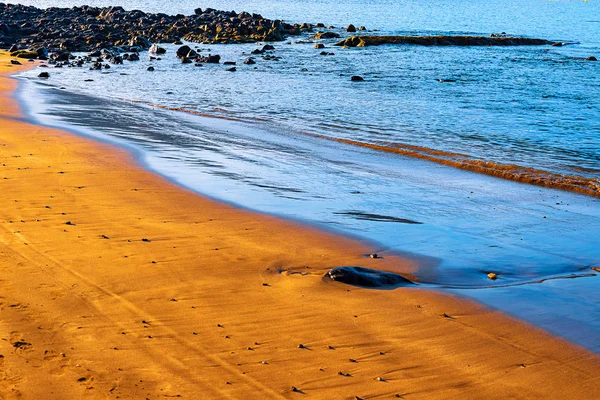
[{"left": 1, "top": 51, "right": 599, "bottom": 398}]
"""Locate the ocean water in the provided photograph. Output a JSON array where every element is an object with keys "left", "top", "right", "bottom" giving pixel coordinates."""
[{"left": 11, "top": 0, "right": 600, "bottom": 351}]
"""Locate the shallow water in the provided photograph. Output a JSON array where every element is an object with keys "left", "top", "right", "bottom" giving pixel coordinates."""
[{"left": 10, "top": 0, "right": 600, "bottom": 351}]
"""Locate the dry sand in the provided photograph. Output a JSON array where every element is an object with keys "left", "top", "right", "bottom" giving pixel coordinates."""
[{"left": 0, "top": 52, "right": 598, "bottom": 399}]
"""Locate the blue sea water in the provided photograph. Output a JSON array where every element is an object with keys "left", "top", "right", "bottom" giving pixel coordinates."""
[{"left": 10, "top": 0, "right": 600, "bottom": 351}]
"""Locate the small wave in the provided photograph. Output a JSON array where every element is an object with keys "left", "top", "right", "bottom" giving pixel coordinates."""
[
  {"left": 132, "top": 100, "right": 600, "bottom": 198},
  {"left": 304, "top": 134, "right": 600, "bottom": 198}
]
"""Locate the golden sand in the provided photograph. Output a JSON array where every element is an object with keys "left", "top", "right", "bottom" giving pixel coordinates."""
[{"left": 0, "top": 52, "right": 598, "bottom": 399}]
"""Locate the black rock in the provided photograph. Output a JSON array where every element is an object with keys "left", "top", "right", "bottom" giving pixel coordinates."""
[
  {"left": 10, "top": 59, "right": 21, "bottom": 65},
  {"left": 129, "top": 36, "right": 151, "bottom": 50},
  {"left": 586, "top": 56, "right": 597, "bottom": 61},
  {"left": 196, "top": 54, "right": 220, "bottom": 63},
  {"left": 147, "top": 66, "right": 154, "bottom": 71},
  {"left": 346, "top": 24, "right": 357, "bottom": 33},
  {"left": 128, "top": 53, "right": 140, "bottom": 61},
  {"left": 325, "top": 266, "right": 414, "bottom": 288},
  {"left": 8, "top": 44, "right": 17, "bottom": 52},
  {"left": 38, "top": 71, "right": 49, "bottom": 78},
  {"left": 262, "top": 44, "right": 275, "bottom": 51},
  {"left": 226, "top": 67, "right": 236, "bottom": 72},
  {"left": 149, "top": 44, "right": 166, "bottom": 54},
  {"left": 244, "top": 57, "right": 256, "bottom": 64},
  {"left": 314, "top": 31, "right": 340, "bottom": 39},
  {"left": 176, "top": 45, "right": 192, "bottom": 58},
  {"left": 50, "top": 51, "right": 71, "bottom": 62},
  {"left": 350, "top": 75, "right": 364, "bottom": 81},
  {"left": 223, "top": 61, "right": 236, "bottom": 65},
  {"left": 315, "top": 43, "right": 325, "bottom": 49}
]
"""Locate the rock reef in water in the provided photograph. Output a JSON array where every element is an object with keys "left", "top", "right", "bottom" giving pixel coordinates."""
[
  {"left": 0, "top": 3, "right": 300, "bottom": 52},
  {"left": 336, "top": 35, "right": 554, "bottom": 47},
  {"left": 325, "top": 266, "right": 414, "bottom": 288}
]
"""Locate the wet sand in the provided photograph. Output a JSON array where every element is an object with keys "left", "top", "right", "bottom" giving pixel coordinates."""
[{"left": 1, "top": 52, "right": 599, "bottom": 399}]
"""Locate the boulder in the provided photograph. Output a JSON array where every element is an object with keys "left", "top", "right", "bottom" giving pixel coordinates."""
[
  {"left": 176, "top": 45, "right": 197, "bottom": 59},
  {"left": 350, "top": 75, "right": 364, "bottom": 81},
  {"left": 38, "top": 71, "right": 49, "bottom": 78},
  {"left": 50, "top": 51, "right": 71, "bottom": 61},
  {"left": 176, "top": 45, "right": 191, "bottom": 58},
  {"left": 128, "top": 36, "right": 151, "bottom": 49},
  {"left": 346, "top": 24, "right": 357, "bottom": 33},
  {"left": 586, "top": 56, "right": 597, "bottom": 61},
  {"left": 314, "top": 31, "right": 340, "bottom": 39},
  {"left": 243, "top": 57, "right": 255, "bottom": 64},
  {"left": 197, "top": 54, "right": 220, "bottom": 63},
  {"left": 149, "top": 43, "right": 166, "bottom": 54}
]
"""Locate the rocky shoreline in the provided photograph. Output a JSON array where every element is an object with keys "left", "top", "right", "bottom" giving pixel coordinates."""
[
  {"left": 0, "top": 3, "right": 303, "bottom": 53},
  {"left": 1, "top": 3, "right": 569, "bottom": 77}
]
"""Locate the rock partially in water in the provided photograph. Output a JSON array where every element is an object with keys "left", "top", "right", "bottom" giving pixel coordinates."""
[
  {"left": 336, "top": 35, "right": 554, "bottom": 47},
  {"left": 325, "top": 266, "right": 414, "bottom": 288},
  {"left": 314, "top": 31, "right": 340, "bottom": 39},
  {"left": 346, "top": 24, "right": 357, "bottom": 33},
  {"left": 350, "top": 75, "right": 364, "bottom": 82},
  {"left": 196, "top": 54, "right": 221, "bottom": 63},
  {"left": 149, "top": 44, "right": 166, "bottom": 54},
  {"left": 586, "top": 56, "right": 597, "bottom": 61}
]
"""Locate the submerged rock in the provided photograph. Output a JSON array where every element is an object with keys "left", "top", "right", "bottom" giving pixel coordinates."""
[
  {"left": 336, "top": 35, "right": 554, "bottom": 47},
  {"left": 325, "top": 266, "right": 414, "bottom": 288}
]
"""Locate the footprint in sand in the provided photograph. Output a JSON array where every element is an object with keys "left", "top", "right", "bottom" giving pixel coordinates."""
[{"left": 9, "top": 331, "right": 33, "bottom": 354}]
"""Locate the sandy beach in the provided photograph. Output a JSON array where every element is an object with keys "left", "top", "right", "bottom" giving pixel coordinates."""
[{"left": 1, "top": 52, "right": 599, "bottom": 399}]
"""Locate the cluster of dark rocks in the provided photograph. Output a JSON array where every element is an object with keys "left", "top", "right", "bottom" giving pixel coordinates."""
[
  {"left": 336, "top": 35, "right": 556, "bottom": 47},
  {"left": 0, "top": 3, "right": 311, "bottom": 54}
]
